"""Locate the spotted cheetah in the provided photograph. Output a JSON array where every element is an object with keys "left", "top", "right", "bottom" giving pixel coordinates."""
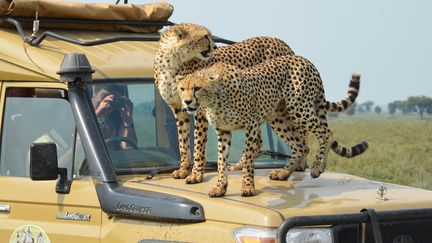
[
  {"left": 154, "top": 23, "right": 295, "bottom": 183},
  {"left": 177, "top": 56, "right": 368, "bottom": 197}
]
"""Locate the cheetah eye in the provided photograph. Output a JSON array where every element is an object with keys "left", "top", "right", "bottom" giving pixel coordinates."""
[
  {"left": 180, "top": 87, "right": 185, "bottom": 91},
  {"left": 193, "top": 87, "right": 202, "bottom": 92}
]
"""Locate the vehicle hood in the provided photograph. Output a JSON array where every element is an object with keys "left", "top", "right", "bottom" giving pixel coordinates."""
[{"left": 122, "top": 169, "right": 432, "bottom": 227}]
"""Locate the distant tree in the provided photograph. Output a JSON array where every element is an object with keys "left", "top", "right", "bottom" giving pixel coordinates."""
[
  {"left": 427, "top": 106, "right": 432, "bottom": 116},
  {"left": 357, "top": 106, "right": 365, "bottom": 113},
  {"left": 388, "top": 102, "right": 397, "bottom": 115},
  {"left": 374, "top": 105, "right": 382, "bottom": 114},
  {"left": 346, "top": 102, "right": 357, "bottom": 116},
  {"left": 362, "top": 101, "right": 375, "bottom": 112},
  {"left": 407, "top": 96, "right": 432, "bottom": 119},
  {"left": 393, "top": 100, "right": 415, "bottom": 115}
]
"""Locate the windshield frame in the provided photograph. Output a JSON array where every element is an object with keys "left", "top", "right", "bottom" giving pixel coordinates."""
[
  {"left": 85, "top": 78, "right": 183, "bottom": 175},
  {"left": 80, "top": 78, "right": 292, "bottom": 176}
]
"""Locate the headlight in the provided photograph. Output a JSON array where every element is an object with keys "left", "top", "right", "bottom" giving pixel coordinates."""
[
  {"left": 285, "top": 228, "right": 333, "bottom": 243},
  {"left": 232, "top": 226, "right": 277, "bottom": 243},
  {"left": 233, "top": 226, "right": 333, "bottom": 243}
]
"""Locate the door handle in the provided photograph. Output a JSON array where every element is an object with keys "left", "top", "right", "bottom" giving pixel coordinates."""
[{"left": 0, "top": 204, "right": 10, "bottom": 213}]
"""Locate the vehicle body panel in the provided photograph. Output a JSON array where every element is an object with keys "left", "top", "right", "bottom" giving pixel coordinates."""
[
  {"left": 0, "top": 28, "right": 157, "bottom": 81},
  {"left": 122, "top": 169, "right": 432, "bottom": 226},
  {"left": 0, "top": 177, "right": 101, "bottom": 242}
]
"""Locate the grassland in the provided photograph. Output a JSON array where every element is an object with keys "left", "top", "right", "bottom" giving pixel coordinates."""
[{"left": 307, "top": 114, "right": 432, "bottom": 190}]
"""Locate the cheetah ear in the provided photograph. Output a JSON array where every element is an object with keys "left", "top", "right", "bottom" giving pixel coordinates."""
[{"left": 173, "top": 26, "right": 187, "bottom": 39}]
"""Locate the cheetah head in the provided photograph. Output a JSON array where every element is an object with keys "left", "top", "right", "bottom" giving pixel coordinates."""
[
  {"left": 177, "top": 72, "right": 208, "bottom": 114},
  {"left": 160, "top": 23, "right": 217, "bottom": 63},
  {"left": 177, "top": 62, "right": 239, "bottom": 114}
]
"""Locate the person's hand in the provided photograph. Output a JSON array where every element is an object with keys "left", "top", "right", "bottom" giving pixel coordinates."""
[
  {"left": 120, "top": 96, "right": 134, "bottom": 126},
  {"left": 95, "top": 94, "right": 114, "bottom": 117}
]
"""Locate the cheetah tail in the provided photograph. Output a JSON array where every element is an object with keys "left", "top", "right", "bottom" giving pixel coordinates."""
[
  {"left": 331, "top": 140, "right": 369, "bottom": 158},
  {"left": 325, "top": 73, "right": 361, "bottom": 112}
]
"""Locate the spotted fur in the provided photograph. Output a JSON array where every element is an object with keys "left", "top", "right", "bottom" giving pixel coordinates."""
[
  {"left": 154, "top": 23, "right": 295, "bottom": 183},
  {"left": 177, "top": 56, "right": 368, "bottom": 197}
]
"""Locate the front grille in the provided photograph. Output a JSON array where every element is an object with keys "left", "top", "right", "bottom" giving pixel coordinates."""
[
  {"left": 333, "top": 219, "right": 432, "bottom": 243},
  {"left": 277, "top": 208, "right": 432, "bottom": 243}
]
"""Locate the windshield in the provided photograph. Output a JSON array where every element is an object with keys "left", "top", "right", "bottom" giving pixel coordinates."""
[{"left": 87, "top": 80, "right": 291, "bottom": 174}]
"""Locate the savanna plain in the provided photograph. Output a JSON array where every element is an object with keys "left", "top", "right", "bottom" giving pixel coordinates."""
[{"left": 308, "top": 114, "right": 432, "bottom": 190}]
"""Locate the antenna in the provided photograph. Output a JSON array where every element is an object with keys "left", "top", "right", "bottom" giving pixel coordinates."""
[{"left": 31, "top": 0, "right": 40, "bottom": 38}]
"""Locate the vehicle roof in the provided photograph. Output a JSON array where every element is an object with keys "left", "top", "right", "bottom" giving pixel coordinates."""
[{"left": 0, "top": 27, "right": 159, "bottom": 82}]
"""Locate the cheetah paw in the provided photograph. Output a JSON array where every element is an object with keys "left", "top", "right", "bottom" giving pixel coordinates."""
[
  {"left": 208, "top": 187, "right": 227, "bottom": 197},
  {"left": 241, "top": 186, "right": 256, "bottom": 197},
  {"left": 294, "top": 162, "right": 308, "bottom": 172},
  {"left": 269, "top": 169, "right": 292, "bottom": 180},
  {"left": 227, "top": 163, "right": 242, "bottom": 171},
  {"left": 185, "top": 172, "right": 204, "bottom": 184},
  {"left": 310, "top": 167, "right": 322, "bottom": 179},
  {"left": 171, "top": 168, "right": 189, "bottom": 179}
]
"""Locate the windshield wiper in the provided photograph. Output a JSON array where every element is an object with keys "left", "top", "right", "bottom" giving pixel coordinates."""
[
  {"left": 257, "top": 150, "right": 291, "bottom": 159},
  {"left": 145, "top": 165, "right": 179, "bottom": 179},
  {"left": 146, "top": 162, "right": 219, "bottom": 179}
]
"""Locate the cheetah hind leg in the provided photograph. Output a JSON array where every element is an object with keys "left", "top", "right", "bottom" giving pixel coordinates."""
[
  {"left": 310, "top": 126, "right": 332, "bottom": 179},
  {"left": 267, "top": 104, "right": 310, "bottom": 173},
  {"left": 267, "top": 120, "right": 306, "bottom": 179}
]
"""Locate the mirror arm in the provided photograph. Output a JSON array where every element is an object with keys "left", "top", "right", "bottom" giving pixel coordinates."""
[{"left": 56, "top": 168, "right": 72, "bottom": 194}]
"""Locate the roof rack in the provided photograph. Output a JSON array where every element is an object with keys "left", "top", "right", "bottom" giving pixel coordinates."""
[{"left": 1, "top": 16, "right": 236, "bottom": 47}]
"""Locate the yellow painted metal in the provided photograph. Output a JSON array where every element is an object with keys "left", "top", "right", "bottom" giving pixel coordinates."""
[
  {"left": 0, "top": 28, "right": 158, "bottom": 81},
  {"left": 122, "top": 169, "right": 432, "bottom": 227},
  {"left": 0, "top": 177, "right": 101, "bottom": 242}
]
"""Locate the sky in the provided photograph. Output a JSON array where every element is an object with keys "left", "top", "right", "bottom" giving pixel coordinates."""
[{"left": 85, "top": 0, "right": 432, "bottom": 106}]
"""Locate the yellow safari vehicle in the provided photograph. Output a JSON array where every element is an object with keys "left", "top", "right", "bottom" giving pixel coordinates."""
[{"left": 1, "top": 1, "right": 432, "bottom": 243}]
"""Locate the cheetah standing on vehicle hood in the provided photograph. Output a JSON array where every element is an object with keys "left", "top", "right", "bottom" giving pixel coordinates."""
[
  {"left": 155, "top": 23, "right": 367, "bottom": 185},
  {"left": 154, "top": 23, "right": 295, "bottom": 183},
  {"left": 177, "top": 56, "right": 368, "bottom": 197}
]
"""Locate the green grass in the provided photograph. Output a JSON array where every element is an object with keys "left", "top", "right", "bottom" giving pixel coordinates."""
[{"left": 307, "top": 114, "right": 432, "bottom": 190}]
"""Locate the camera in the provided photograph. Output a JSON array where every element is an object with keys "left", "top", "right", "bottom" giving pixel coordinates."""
[{"left": 110, "top": 96, "right": 126, "bottom": 110}]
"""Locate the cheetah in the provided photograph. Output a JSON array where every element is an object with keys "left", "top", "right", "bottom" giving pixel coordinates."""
[
  {"left": 154, "top": 23, "right": 295, "bottom": 183},
  {"left": 177, "top": 56, "right": 368, "bottom": 197},
  {"left": 155, "top": 23, "right": 365, "bottom": 184}
]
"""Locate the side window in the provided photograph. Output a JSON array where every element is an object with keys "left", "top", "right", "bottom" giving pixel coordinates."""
[{"left": 0, "top": 88, "right": 76, "bottom": 178}]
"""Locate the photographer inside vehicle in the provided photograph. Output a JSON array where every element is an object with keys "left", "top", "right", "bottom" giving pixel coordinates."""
[{"left": 91, "top": 84, "right": 137, "bottom": 149}]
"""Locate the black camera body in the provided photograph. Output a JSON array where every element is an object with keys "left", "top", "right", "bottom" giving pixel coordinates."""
[{"left": 110, "top": 96, "right": 126, "bottom": 110}]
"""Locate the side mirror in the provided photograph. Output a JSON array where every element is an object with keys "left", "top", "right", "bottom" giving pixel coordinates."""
[
  {"left": 30, "top": 142, "right": 72, "bottom": 194},
  {"left": 30, "top": 142, "right": 58, "bottom": 180}
]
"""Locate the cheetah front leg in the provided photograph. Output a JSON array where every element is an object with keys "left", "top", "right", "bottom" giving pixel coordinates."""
[
  {"left": 186, "top": 109, "right": 208, "bottom": 184},
  {"left": 208, "top": 129, "right": 231, "bottom": 197},
  {"left": 240, "top": 124, "right": 262, "bottom": 197},
  {"left": 171, "top": 107, "right": 191, "bottom": 179}
]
